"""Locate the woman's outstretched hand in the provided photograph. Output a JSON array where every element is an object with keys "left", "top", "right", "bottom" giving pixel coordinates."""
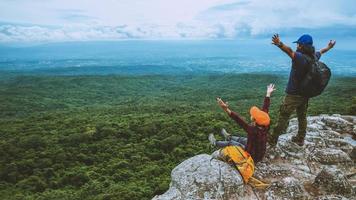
[
  {"left": 217, "top": 97, "right": 229, "bottom": 111},
  {"left": 266, "top": 84, "right": 276, "bottom": 97}
]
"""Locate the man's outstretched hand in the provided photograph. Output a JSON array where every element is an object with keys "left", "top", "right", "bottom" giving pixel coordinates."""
[
  {"left": 266, "top": 84, "right": 276, "bottom": 97},
  {"left": 272, "top": 34, "right": 281, "bottom": 46},
  {"left": 271, "top": 34, "right": 294, "bottom": 59},
  {"left": 321, "top": 40, "right": 336, "bottom": 54},
  {"left": 328, "top": 40, "right": 336, "bottom": 49}
]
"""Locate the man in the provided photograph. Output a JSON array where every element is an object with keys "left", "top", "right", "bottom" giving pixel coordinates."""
[{"left": 269, "top": 34, "right": 336, "bottom": 146}]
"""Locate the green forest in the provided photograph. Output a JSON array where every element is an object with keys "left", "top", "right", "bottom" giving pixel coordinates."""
[{"left": 0, "top": 73, "right": 355, "bottom": 200}]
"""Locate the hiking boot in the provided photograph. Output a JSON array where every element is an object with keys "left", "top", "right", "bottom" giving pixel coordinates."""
[
  {"left": 220, "top": 128, "right": 231, "bottom": 140},
  {"left": 291, "top": 136, "right": 304, "bottom": 146},
  {"left": 208, "top": 133, "right": 216, "bottom": 146}
]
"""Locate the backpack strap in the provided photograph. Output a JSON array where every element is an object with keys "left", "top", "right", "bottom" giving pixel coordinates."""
[
  {"left": 300, "top": 53, "right": 318, "bottom": 87},
  {"left": 233, "top": 146, "right": 248, "bottom": 165},
  {"left": 248, "top": 177, "right": 270, "bottom": 189},
  {"left": 301, "top": 53, "right": 317, "bottom": 67}
]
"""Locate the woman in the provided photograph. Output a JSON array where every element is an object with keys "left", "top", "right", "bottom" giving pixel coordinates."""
[{"left": 209, "top": 84, "right": 275, "bottom": 163}]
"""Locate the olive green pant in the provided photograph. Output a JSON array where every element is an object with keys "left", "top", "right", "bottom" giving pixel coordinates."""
[{"left": 270, "top": 94, "right": 309, "bottom": 144}]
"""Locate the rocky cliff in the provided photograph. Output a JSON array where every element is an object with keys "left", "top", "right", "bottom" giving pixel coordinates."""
[{"left": 153, "top": 114, "right": 356, "bottom": 200}]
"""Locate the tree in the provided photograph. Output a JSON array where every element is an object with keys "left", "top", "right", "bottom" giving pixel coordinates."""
[{"left": 17, "top": 175, "right": 46, "bottom": 192}]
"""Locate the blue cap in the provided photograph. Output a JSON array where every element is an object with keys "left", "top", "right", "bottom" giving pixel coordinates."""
[{"left": 293, "top": 34, "right": 313, "bottom": 45}]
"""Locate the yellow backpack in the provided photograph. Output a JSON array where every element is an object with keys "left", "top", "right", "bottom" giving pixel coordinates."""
[{"left": 221, "top": 146, "right": 269, "bottom": 189}]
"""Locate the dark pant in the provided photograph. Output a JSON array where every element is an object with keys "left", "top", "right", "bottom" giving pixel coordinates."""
[
  {"left": 270, "top": 94, "right": 309, "bottom": 144},
  {"left": 215, "top": 136, "right": 247, "bottom": 149}
]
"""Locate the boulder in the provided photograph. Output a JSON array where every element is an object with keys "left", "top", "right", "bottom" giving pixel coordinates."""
[
  {"left": 152, "top": 154, "right": 244, "bottom": 200},
  {"left": 320, "top": 115, "right": 354, "bottom": 134},
  {"left": 313, "top": 167, "right": 354, "bottom": 197},
  {"left": 314, "top": 195, "right": 350, "bottom": 200},
  {"left": 310, "top": 148, "right": 352, "bottom": 165},
  {"left": 265, "top": 177, "right": 308, "bottom": 200},
  {"left": 350, "top": 147, "right": 356, "bottom": 161}
]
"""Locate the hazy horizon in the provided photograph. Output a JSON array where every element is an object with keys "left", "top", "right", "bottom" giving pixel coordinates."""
[{"left": 1, "top": 39, "right": 355, "bottom": 76}]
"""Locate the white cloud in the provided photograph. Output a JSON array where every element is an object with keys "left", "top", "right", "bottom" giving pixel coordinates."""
[
  {"left": 197, "top": 0, "right": 356, "bottom": 35},
  {"left": 0, "top": 23, "right": 231, "bottom": 42},
  {"left": 0, "top": 0, "right": 355, "bottom": 42}
]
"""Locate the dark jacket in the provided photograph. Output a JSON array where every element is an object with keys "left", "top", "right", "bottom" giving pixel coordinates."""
[
  {"left": 286, "top": 51, "right": 321, "bottom": 95},
  {"left": 228, "top": 97, "right": 270, "bottom": 163}
]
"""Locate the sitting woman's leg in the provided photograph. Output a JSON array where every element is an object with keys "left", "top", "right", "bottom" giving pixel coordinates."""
[
  {"left": 215, "top": 140, "right": 245, "bottom": 148},
  {"left": 230, "top": 136, "right": 247, "bottom": 146},
  {"left": 209, "top": 133, "right": 245, "bottom": 148}
]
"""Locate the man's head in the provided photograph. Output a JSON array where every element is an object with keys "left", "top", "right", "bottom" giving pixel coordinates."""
[
  {"left": 294, "top": 34, "right": 313, "bottom": 46},
  {"left": 250, "top": 106, "right": 270, "bottom": 127},
  {"left": 294, "top": 34, "right": 315, "bottom": 56}
]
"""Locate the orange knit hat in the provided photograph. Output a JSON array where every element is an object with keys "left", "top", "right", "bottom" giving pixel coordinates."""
[{"left": 250, "top": 106, "right": 270, "bottom": 126}]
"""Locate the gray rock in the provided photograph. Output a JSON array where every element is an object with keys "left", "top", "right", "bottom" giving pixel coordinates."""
[
  {"left": 314, "top": 195, "right": 350, "bottom": 200},
  {"left": 319, "top": 130, "right": 343, "bottom": 139},
  {"left": 265, "top": 177, "right": 308, "bottom": 200},
  {"left": 255, "top": 161, "right": 313, "bottom": 182},
  {"left": 254, "top": 162, "right": 294, "bottom": 180},
  {"left": 324, "top": 138, "right": 354, "bottom": 155},
  {"left": 153, "top": 154, "right": 244, "bottom": 200},
  {"left": 350, "top": 147, "right": 356, "bottom": 161},
  {"left": 313, "top": 167, "right": 354, "bottom": 197},
  {"left": 340, "top": 115, "right": 356, "bottom": 124},
  {"left": 321, "top": 115, "right": 353, "bottom": 134},
  {"left": 154, "top": 115, "right": 356, "bottom": 200},
  {"left": 277, "top": 139, "right": 305, "bottom": 159},
  {"left": 311, "top": 148, "right": 352, "bottom": 165}
]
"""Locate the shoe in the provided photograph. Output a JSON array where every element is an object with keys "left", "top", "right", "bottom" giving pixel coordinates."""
[
  {"left": 208, "top": 133, "right": 216, "bottom": 146},
  {"left": 220, "top": 128, "right": 231, "bottom": 140},
  {"left": 291, "top": 136, "right": 304, "bottom": 146}
]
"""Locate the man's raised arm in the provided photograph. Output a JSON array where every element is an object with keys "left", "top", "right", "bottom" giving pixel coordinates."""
[
  {"left": 216, "top": 97, "right": 250, "bottom": 132},
  {"left": 320, "top": 40, "right": 336, "bottom": 55},
  {"left": 271, "top": 34, "right": 295, "bottom": 59}
]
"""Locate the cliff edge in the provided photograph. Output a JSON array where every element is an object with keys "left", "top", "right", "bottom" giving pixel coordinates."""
[{"left": 153, "top": 114, "right": 356, "bottom": 200}]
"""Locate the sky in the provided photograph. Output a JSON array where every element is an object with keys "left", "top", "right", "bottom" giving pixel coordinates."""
[{"left": 0, "top": 0, "right": 356, "bottom": 43}]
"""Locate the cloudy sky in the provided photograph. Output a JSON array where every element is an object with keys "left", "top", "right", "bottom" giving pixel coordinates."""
[{"left": 0, "top": 0, "right": 355, "bottom": 43}]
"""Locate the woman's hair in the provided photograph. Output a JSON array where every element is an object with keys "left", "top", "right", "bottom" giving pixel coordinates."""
[{"left": 298, "top": 44, "right": 315, "bottom": 58}]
